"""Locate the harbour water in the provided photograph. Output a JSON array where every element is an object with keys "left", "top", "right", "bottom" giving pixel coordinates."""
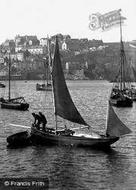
[{"left": 0, "top": 80, "right": 136, "bottom": 190}]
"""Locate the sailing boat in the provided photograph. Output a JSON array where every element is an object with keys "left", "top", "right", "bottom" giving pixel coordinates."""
[
  {"left": 0, "top": 55, "right": 29, "bottom": 111},
  {"left": 109, "top": 13, "right": 133, "bottom": 107},
  {"left": 36, "top": 39, "right": 52, "bottom": 91},
  {"left": 0, "top": 82, "right": 5, "bottom": 88},
  {"left": 36, "top": 59, "right": 52, "bottom": 91},
  {"left": 30, "top": 37, "right": 131, "bottom": 148}
]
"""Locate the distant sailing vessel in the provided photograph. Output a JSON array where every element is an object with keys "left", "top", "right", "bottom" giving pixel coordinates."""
[
  {"left": 130, "top": 84, "right": 136, "bottom": 101},
  {"left": 36, "top": 59, "right": 52, "bottom": 91},
  {"left": 30, "top": 37, "right": 131, "bottom": 149},
  {"left": 0, "top": 55, "right": 29, "bottom": 111},
  {"left": 36, "top": 38, "right": 52, "bottom": 91},
  {"left": 109, "top": 13, "right": 133, "bottom": 107},
  {"left": 0, "top": 82, "right": 5, "bottom": 88},
  {"left": 36, "top": 80, "right": 52, "bottom": 91},
  {"left": 129, "top": 66, "right": 136, "bottom": 101}
]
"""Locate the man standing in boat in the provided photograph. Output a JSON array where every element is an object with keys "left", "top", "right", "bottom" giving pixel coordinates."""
[
  {"left": 39, "top": 112, "right": 47, "bottom": 131},
  {"left": 32, "top": 113, "right": 41, "bottom": 130}
]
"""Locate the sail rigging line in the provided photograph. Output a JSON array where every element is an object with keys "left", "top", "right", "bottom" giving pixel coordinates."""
[
  {"left": 119, "top": 11, "right": 128, "bottom": 90},
  {"left": 8, "top": 54, "right": 19, "bottom": 100},
  {"left": 12, "top": 79, "right": 20, "bottom": 98},
  {"left": 114, "top": 11, "right": 131, "bottom": 90},
  {"left": 40, "top": 38, "right": 52, "bottom": 113},
  {"left": 119, "top": 11, "right": 124, "bottom": 91},
  {"left": 8, "top": 53, "right": 11, "bottom": 100}
]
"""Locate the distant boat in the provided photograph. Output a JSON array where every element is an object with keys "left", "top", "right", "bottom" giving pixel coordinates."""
[
  {"left": 0, "top": 55, "right": 29, "bottom": 111},
  {"left": 129, "top": 66, "right": 136, "bottom": 101},
  {"left": 30, "top": 36, "right": 131, "bottom": 149},
  {"left": 109, "top": 13, "right": 133, "bottom": 107},
  {"left": 36, "top": 83, "right": 52, "bottom": 91},
  {"left": 0, "top": 82, "right": 5, "bottom": 88},
  {"left": 36, "top": 38, "right": 52, "bottom": 91},
  {"left": 130, "top": 84, "right": 136, "bottom": 101}
]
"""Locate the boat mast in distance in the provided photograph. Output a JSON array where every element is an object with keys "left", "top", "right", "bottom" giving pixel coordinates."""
[
  {"left": 109, "top": 10, "right": 133, "bottom": 107},
  {"left": 0, "top": 51, "right": 29, "bottom": 111},
  {"left": 36, "top": 36, "right": 52, "bottom": 91}
]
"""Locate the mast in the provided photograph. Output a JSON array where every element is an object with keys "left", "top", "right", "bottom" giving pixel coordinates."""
[
  {"left": 47, "top": 37, "right": 52, "bottom": 86},
  {"left": 119, "top": 11, "right": 125, "bottom": 91},
  {"left": 46, "top": 62, "right": 49, "bottom": 85},
  {"left": 8, "top": 53, "right": 11, "bottom": 101},
  {"left": 46, "top": 39, "right": 49, "bottom": 85},
  {"left": 48, "top": 36, "right": 58, "bottom": 133}
]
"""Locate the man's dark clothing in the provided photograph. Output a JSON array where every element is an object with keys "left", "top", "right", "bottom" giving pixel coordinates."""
[
  {"left": 39, "top": 112, "right": 47, "bottom": 131},
  {"left": 32, "top": 112, "right": 42, "bottom": 125},
  {"left": 39, "top": 112, "right": 47, "bottom": 125}
]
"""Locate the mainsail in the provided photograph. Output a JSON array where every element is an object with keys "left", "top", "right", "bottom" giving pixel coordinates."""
[
  {"left": 106, "top": 102, "right": 132, "bottom": 137},
  {"left": 52, "top": 37, "right": 87, "bottom": 126}
]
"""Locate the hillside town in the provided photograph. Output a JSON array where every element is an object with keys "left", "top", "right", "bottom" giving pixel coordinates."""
[{"left": 0, "top": 33, "right": 136, "bottom": 81}]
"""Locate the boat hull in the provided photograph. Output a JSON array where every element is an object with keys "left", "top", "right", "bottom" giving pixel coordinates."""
[
  {"left": 7, "top": 131, "right": 31, "bottom": 147},
  {"left": 0, "top": 83, "right": 5, "bottom": 88},
  {"left": 131, "top": 94, "right": 136, "bottom": 101},
  {"left": 36, "top": 83, "right": 52, "bottom": 91},
  {"left": 109, "top": 97, "right": 133, "bottom": 107},
  {"left": 30, "top": 127, "right": 119, "bottom": 148},
  {"left": 1, "top": 102, "right": 29, "bottom": 111}
]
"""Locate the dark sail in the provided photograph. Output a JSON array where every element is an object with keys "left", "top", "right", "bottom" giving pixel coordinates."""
[
  {"left": 52, "top": 37, "right": 87, "bottom": 126},
  {"left": 106, "top": 102, "right": 131, "bottom": 137}
]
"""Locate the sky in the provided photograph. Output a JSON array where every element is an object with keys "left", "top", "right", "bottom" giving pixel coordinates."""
[{"left": 0, "top": 0, "right": 136, "bottom": 43}]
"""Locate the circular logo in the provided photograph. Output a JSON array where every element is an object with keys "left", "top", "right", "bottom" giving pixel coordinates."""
[
  {"left": 4, "top": 181, "right": 10, "bottom": 186},
  {"left": 89, "top": 14, "right": 100, "bottom": 30}
]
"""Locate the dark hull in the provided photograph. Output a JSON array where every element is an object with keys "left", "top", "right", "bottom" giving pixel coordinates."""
[
  {"left": 30, "top": 127, "right": 119, "bottom": 149},
  {"left": 132, "top": 94, "right": 136, "bottom": 101},
  {"left": 0, "top": 83, "right": 5, "bottom": 88},
  {"left": 7, "top": 131, "right": 31, "bottom": 147},
  {"left": 1, "top": 102, "right": 29, "bottom": 111},
  {"left": 36, "top": 83, "right": 52, "bottom": 91},
  {"left": 109, "top": 98, "right": 133, "bottom": 107}
]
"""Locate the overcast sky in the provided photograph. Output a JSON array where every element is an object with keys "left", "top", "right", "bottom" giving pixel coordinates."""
[{"left": 0, "top": 0, "right": 136, "bottom": 43}]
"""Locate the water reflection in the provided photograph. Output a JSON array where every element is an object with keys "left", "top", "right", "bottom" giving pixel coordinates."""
[
  {"left": 104, "top": 149, "right": 130, "bottom": 189},
  {"left": 24, "top": 145, "right": 132, "bottom": 190},
  {"left": 1, "top": 141, "right": 135, "bottom": 190}
]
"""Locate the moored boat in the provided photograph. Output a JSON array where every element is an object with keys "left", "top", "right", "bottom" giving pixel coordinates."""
[
  {"left": 36, "top": 83, "right": 52, "bottom": 91},
  {"left": 36, "top": 37, "right": 52, "bottom": 91},
  {"left": 110, "top": 90, "right": 133, "bottom": 107},
  {"left": 0, "top": 54, "right": 29, "bottom": 111},
  {"left": 1, "top": 97, "right": 29, "bottom": 111},
  {"left": 109, "top": 12, "right": 133, "bottom": 107},
  {"left": 0, "top": 82, "right": 5, "bottom": 88}
]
